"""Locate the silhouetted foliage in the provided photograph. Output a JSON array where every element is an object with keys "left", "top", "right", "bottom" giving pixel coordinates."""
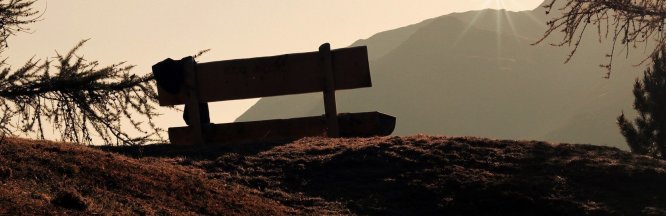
[
  {"left": 618, "top": 48, "right": 666, "bottom": 158},
  {"left": 0, "top": 40, "right": 162, "bottom": 145},
  {"left": 0, "top": 0, "right": 163, "bottom": 145},
  {"left": 536, "top": 0, "right": 666, "bottom": 78},
  {"left": 0, "top": 0, "right": 40, "bottom": 49}
]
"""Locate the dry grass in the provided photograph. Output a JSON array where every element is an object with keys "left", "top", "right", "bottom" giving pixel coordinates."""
[
  {"left": 4, "top": 135, "right": 666, "bottom": 215},
  {"left": 0, "top": 137, "right": 296, "bottom": 215},
  {"left": 111, "top": 135, "right": 666, "bottom": 215}
]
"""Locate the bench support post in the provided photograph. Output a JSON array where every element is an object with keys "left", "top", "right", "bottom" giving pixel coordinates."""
[
  {"left": 183, "top": 57, "right": 206, "bottom": 144},
  {"left": 320, "top": 43, "right": 340, "bottom": 137}
]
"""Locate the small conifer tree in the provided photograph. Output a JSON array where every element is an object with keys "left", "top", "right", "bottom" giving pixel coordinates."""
[
  {"left": 0, "top": 0, "right": 163, "bottom": 145},
  {"left": 618, "top": 48, "right": 666, "bottom": 158}
]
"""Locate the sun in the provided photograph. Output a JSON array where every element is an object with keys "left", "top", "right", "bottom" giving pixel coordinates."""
[
  {"left": 452, "top": 0, "right": 536, "bottom": 60},
  {"left": 482, "top": 0, "right": 540, "bottom": 11},
  {"left": 483, "top": 0, "right": 505, "bottom": 8}
]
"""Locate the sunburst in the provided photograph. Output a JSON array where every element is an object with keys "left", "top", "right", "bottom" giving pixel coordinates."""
[{"left": 451, "top": 0, "right": 536, "bottom": 61}]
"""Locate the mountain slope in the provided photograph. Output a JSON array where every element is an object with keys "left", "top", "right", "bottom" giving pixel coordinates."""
[{"left": 237, "top": 4, "right": 641, "bottom": 149}]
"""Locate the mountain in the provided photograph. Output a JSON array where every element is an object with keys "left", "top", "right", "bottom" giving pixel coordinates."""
[{"left": 236, "top": 4, "right": 645, "bottom": 150}]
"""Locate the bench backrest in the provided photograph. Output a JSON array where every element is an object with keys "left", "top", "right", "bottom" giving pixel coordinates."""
[{"left": 156, "top": 46, "right": 371, "bottom": 106}]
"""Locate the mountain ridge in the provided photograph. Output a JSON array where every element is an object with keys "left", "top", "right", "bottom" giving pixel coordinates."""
[{"left": 237, "top": 4, "right": 642, "bottom": 149}]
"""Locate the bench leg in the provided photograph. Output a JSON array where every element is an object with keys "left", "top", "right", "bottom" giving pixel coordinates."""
[
  {"left": 320, "top": 43, "right": 340, "bottom": 137},
  {"left": 183, "top": 56, "right": 206, "bottom": 144}
]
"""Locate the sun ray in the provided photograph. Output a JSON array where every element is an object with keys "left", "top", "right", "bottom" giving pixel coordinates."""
[
  {"left": 452, "top": 0, "right": 495, "bottom": 47},
  {"left": 451, "top": 14, "right": 482, "bottom": 48},
  {"left": 525, "top": 11, "right": 545, "bottom": 26},
  {"left": 496, "top": 0, "right": 503, "bottom": 61},
  {"left": 502, "top": 9, "right": 520, "bottom": 40}
]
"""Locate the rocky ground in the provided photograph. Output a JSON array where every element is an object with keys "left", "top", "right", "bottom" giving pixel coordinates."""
[{"left": 2, "top": 135, "right": 666, "bottom": 215}]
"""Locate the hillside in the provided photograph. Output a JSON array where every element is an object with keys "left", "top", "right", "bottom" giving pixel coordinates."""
[
  {"left": 0, "top": 138, "right": 301, "bottom": 215},
  {"left": 236, "top": 3, "right": 644, "bottom": 150},
  {"left": 4, "top": 137, "right": 665, "bottom": 215}
]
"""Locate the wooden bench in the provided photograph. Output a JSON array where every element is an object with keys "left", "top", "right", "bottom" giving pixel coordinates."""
[{"left": 151, "top": 43, "right": 396, "bottom": 145}]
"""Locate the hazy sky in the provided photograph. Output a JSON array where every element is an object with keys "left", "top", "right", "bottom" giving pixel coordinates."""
[{"left": 5, "top": 0, "right": 543, "bottom": 129}]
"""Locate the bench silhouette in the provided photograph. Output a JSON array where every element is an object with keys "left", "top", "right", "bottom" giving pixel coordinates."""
[{"left": 152, "top": 43, "right": 395, "bottom": 145}]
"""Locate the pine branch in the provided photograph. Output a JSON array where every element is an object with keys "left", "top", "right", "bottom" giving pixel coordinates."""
[{"left": 0, "top": 40, "right": 162, "bottom": 145}]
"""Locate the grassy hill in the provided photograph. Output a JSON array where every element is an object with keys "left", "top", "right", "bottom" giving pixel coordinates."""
[
  {"left": 0, "top": 138, "right": 298, "bottom": 215},
  {"left": 3, "top": 137, "right": 666, "bottom": 215}
]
